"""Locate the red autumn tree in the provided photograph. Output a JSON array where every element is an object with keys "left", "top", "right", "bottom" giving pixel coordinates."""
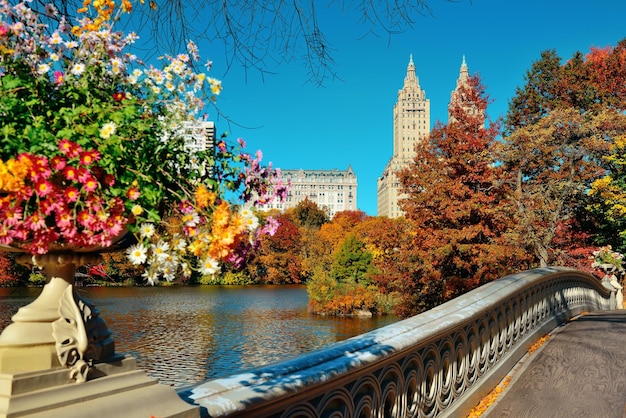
[
  {"left": 397, "top": 74, "right": 532, "bottom": 314},
  {"left": 251, "top": 213, "right": 303, "bottom": 284}
]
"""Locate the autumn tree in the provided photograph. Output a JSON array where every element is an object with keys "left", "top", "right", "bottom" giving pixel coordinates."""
[
  {"left": 319, "top": 210, "right": 369, "bottom": 253},
  {"left": 288, "top": 198, "right": 329, "bottom": 230},
  {"left": 397, "top": 74, "right": 531, "bottom": 314},
  {"left": 583, "top": 40, "right": 626, "bottom": 252},
  {"left": 500, "top": 42, "right": 626, "bottom": 264},
  {"left": 0, "top": 253, "right": 24, "bottom": 287},
  {"left": 251, "top": 213, "right": 303, "bottom": 284}
]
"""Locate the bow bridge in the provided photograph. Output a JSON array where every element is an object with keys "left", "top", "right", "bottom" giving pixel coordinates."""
[{"left": 179, "top": 267, "right": 620, "bottom": 417}]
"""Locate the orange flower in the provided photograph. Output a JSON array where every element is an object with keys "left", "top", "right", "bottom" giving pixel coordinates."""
[
  {"left": 195, "top": 185, "right": 215, "bottom": 209},
  {"left": 212, "top": 201, "right": 231, "bottom": 229}
]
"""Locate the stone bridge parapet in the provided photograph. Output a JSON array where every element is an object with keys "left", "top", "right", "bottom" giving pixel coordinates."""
[{"left": 180, "top": 267, "right": 615, "bottom": 418}]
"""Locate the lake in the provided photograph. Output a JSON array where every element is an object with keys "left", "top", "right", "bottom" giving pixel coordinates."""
[{"left": 0, "top": 285, "right": 398, "bottom": 388}]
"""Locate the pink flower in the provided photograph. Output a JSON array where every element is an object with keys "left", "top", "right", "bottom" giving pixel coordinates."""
[
  {"left": 103, "top": 174, "right": 115, "bottom": 186},
  {"left": 29, "top": 156, "right": 52, "bottom": 181},
  {"left": 76, "top": 167, "right": 90, "bottom": 183},
  {"left": 54, "top": 71, "right": 64, "bottom": 85},
  {"left": 26, "top": 213, "right": 47, "bottom": 231},
  {"left": 79, "top": 150, "right": 101, "bottom": 166},
  {"left": 50, "top": 155, "right": 66, "bottom": 170},
  {"left": 77, "top": 210, "right": 94, "bottom": 227},
  {"left": 56, "top": 210, "right": 72, "bottom": 228},
  {"left": 39, "top": 197, "right": 60, "bottom": 215},
  {"left": 82, "top": 176, "right": 98, "bottom": 193},
  {"left": 34, "top": 179, "right": 53, "bottom": 196},
  {"left": 62, "top": 165, "right": 78, "bottom": 180},
  {"left": 64, "top": 187, "right": 79, "bottom": 202},
  {"left": 58, "top": 139, "right": 82, "bottom": 157},
  {"left": 126, "top": 187, "right": 140, "bottom": 201},
  {"left": 4, "top": 206, "right": 23, "bottom": 226}
]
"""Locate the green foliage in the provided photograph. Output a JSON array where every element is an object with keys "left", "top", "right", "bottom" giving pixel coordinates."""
[
  {"left": 331, "top": 234, "right": 373, "bottom": 284},
  {"left": 101, "top": 252, "right": 141, "bottom": 285},
  {"left": 199, "top": 270, "right": 253, "bottom": 285},
  {"left": 28, "top": 272, "right": 46, "bottom": 287},
  {"left": 306, "top": 266, "right": 384, "bottom": 316}
]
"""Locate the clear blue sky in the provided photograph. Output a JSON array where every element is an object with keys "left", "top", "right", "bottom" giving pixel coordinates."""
[{"left": 180, "top": 0, "right": 626, "bottom": 216}]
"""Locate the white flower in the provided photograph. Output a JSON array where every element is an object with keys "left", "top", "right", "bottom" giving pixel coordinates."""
[
  {"left": 199, "top": 256, "right": 220, "bottom": 276},
  {"left": 181, "top": 262, "right": 192, "bottom": 277},
  {"left": 49, "top": 31, "right": 63, "bottom": 45},
  {"left": 71, "top": 63, "right": 85, "bottom": 76},
  {"left": 171, "top": 233, "right": 187, "bottom": 251},
  {"left": 37, "top": 63, "right": 50, "bottom": 75},
  {"left": 139, "top": 223, "right": 155, "bottom": 239},
  {"left": 126, "top": 244, "right": 148, "bottom": 265},
  {"left": 239, "top": 207, "right": 259, "bottom": 231},
  {"left": 208, "top": 77, "right": 222, "bottom": 95},
  {"left": 151, "top": 240, "right": 170, "bottom": 260},
  {"left": 239, "top": 207, "right": 254, "bottom": 218},
  {"left": 181, "top": 211, "right": 200, "bottom": 227},
  {"left": 160, "top": 266, "right": 176, "bottom": 282},
  {"left": 142, "top": 269, "right": 159, "bottom": 286},
  {"left": 243, "top": 215, "right": 259, "bottom": 231},
  {"left": 110, "top": 58, "right": 124, "bottom": 75},
  {"left": 99, "top": 122, "right": 117, "bottom": 139}
]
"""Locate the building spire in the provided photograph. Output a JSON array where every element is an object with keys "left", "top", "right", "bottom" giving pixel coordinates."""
[
  {"left": 404, "top": 54, "right": 418, "bottom": 88},
  {"left": 458, "top": 55, "right": 469, "bottom": 83}
]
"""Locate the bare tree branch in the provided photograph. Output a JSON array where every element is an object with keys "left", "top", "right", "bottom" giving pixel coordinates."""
[{"left": 25, "top": 0, "right": 443, "bottom": 85}]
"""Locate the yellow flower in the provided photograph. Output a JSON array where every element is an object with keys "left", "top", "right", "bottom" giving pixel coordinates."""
[{"left": 131, "top": 205, "right": 143, "bottom": 216}]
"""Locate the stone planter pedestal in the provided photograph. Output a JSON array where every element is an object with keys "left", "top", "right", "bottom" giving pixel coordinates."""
[{"left": 0, "top": 252, "right": 198, "bottom": 418}]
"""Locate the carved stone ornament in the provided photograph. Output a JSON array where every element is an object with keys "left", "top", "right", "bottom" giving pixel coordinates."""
[{"left": 52, "top": 287, "right": 93, "bottom": 382}]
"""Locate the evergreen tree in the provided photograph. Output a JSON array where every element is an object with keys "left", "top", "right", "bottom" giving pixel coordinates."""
[{"left": 331, "top": 234, "right": 373, "bottom": 284}]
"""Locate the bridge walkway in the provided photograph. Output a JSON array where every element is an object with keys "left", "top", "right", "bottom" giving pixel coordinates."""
[{"left": 483, "top": 310, "right": 626, "bottom": 418}]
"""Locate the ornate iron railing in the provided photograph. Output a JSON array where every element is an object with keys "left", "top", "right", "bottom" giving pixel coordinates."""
[{"left": 180, "top": 267, "right": 616, "bottom": 418}]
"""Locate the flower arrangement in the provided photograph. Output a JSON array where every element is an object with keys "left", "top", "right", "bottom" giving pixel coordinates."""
[{"left": 0, "top": 0, "right": 288, "bottom": 284}]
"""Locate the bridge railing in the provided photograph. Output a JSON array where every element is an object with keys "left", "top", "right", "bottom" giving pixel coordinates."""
[{"left": 179, "top": 267, "right": 616, "bottom": 418}]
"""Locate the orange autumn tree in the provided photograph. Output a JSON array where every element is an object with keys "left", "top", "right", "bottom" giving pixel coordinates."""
[{"left": 397, "top": 74, "right": 531, "bottom": 315}]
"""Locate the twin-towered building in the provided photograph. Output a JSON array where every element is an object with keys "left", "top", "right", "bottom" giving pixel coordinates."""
[
  {"left": 377, "top": 55, "right": 471, "bottom": 218},
  {"left": 248, "top": 56, "right": 472, "bottom": 219}
]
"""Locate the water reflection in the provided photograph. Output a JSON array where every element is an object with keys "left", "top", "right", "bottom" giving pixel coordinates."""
[{"left": 0, "top": 285, "right": 398, "bottom": 388}]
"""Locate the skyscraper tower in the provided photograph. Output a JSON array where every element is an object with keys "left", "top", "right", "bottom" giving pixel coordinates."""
[
  {"left": 448, "top": 55, "right": 476, "bottom": 123},
  {"left": 377, "top": 55, "right": 431, "bottom": 218}
]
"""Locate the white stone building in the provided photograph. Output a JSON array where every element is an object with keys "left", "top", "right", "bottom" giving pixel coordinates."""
[{"left": 260, "top": 167, "right": 358, "bottom": 219}]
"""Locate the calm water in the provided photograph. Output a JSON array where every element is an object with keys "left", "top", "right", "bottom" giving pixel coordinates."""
[{"left": 0, "top": 285, "right": 398, "bottom": 388}]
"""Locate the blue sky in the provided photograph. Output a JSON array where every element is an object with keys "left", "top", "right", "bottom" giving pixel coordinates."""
[{"left": 172, "top": 0, "right": 626, "bottom": 216}]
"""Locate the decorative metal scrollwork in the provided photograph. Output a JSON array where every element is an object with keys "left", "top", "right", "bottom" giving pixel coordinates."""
[{"left": 189, "top": 268, "right": 616, "bottom": 417}]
